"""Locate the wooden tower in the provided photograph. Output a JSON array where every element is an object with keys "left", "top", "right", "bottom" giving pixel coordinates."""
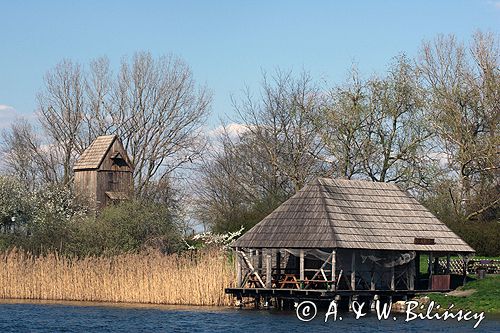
[{"left": 73, "top": 135, "right": 134, "bottom": 209}]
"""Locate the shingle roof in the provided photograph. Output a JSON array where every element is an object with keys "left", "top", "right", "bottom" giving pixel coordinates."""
[
  {"left": 73, "top": 135, "right": 116, "bottom": 170},
  {"left": 232, "top": 178, "right": 474, "bottom": 253}
]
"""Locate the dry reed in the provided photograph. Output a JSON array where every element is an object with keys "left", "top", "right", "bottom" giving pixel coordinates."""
[{"left": 0, "top": 249, "right": 235, "bottom": 306}]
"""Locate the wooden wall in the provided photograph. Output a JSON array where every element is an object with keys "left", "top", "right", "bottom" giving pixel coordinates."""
[
  {"left": 74, "top": 137, "right": 133, "bottom": 210},
  {"left": 74, "top": 170, "right": 98, "bottom": 204}
]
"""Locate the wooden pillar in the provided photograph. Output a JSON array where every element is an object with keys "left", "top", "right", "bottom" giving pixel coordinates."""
[
  {"left": 299, "top": 249, "right": 305, "bottom": 284},
  {"left": 370, "top": 267, "right": 375, "bottom": 291},
  {"left": 390, "top": 265, "right": 395, "bottom": 291},
  {"left": 446, "top": 254, "right": 451, "bottom": 274},
  {"left": 433, "top": 255, "right": 439, "bottom": 274},
  {"left": 409, "top": 257, "right": 415, "bottom": 290},
  {"left": 276, "top": 250, "right": 281, "bottom": 276},
  {"left": 257, "top": 249, "right": 262, "bottom": 275},
  {"left": 351, "top": 251, "right": 356, "bottom": 291},
  {"left": 249, "top": 249, "right": 254, "bottom": 271},
  {"left": 265, "top": 250, "right": 272, "bottom": 288},
  {"left": 428, "top": 252, "right": 434, "bottom": 289},
  {"left": 462, "top": 255, "right": 468, "bottom": 286},
  {"left": 331, "top": 250, "right": 336, "bottom": 291},
  {"left": 236, "top": 247, "right": 242, "bottom": 287}
]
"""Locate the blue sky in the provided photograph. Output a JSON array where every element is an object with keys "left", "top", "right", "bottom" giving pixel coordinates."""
[{"left": 1, "top": 0, "right": 499, "bottom": 129}]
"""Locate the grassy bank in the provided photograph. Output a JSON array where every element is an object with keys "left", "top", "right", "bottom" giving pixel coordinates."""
[
  {"left": 422, "top": 275, "right": 500, "bottom": 313},
  {"left": 0, "top": 249, "right": 235, "bottom": 306}
]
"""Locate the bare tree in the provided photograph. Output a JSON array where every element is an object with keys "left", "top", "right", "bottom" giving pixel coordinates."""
[
  {"left": 233, "top": 69, "right": 327, "bottom": 193},
  {"left": 316, "top": 67, "right": 369, "bottom": 179},
  {"left": 37, "top": 60, "right": 86, "bottom": 185},
  {"left": 1, "top": 120, "right": 62, "bottom": 187},
  {"left": 82, "top": 56, "right": 114, "bottom": 145},
  {"left": 108, "top": 53, "right": 211, "bottom": 195},
  {"left": 194, "top": 126, "right": 290, "bottom": 232},
  {"left": 6, "top": 52, "right": 211, "bottom": 199},
  {"left": 196, "top": 70, "right": 328, "bottom": 232},
  {"left": 361, "top": 55, "right": 433, "bottom": 187},
  {"left": 418, "top": 32, "right": 500, "bottom": 219},
  {"left": 316, "top": 57, "right": 434, "bottom": 189}
]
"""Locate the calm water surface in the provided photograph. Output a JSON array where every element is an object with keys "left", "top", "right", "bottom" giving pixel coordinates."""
[{"left": 0, "top": 300, "right": 498, "bottom": 333}]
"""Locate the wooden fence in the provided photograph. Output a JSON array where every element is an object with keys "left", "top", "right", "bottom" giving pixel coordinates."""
[{"left": 436, "top": 258, "right": 500, "bottom": 274}]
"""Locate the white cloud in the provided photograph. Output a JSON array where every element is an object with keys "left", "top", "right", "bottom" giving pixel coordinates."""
[
  {"left": 0, "top": 105, "right": 18, "bottom": 129},
  {"left": 0, "top": 104, "right": 36, "bottom": 129},
  {"left": 0, "top": 104, "right": 15, "bottom": 111},
  {"left": 207, "top": 122, "right": 249, "bottom": 138}
]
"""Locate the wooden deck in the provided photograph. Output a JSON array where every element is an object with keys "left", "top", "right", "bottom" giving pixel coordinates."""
[{"left": 225, "top": 287, "right": 450, "bottom": 301}]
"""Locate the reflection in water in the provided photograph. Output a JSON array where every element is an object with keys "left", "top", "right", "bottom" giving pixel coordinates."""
[{"left": 0, "top": 300, "right": 498, "bottom": 333}]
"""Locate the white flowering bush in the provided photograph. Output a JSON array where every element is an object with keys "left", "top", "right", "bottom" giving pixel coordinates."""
[
  {"left": 185, "top": 226, "right": 244, "bottom": 251},
  {"left": 30, "top": 184, "right": 88, "bottom": 229},
  {"left": 0, "top": 176, "right": 89, "bottom": 253},
  {"left": 0, "top": 176, "right": 33, "bottom": 228}
]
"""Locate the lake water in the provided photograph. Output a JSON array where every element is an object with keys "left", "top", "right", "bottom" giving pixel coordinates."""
[{"left": 0, "top": 300, "right": 498, "bottom": 332}]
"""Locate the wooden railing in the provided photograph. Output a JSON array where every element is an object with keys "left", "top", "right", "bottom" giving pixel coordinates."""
[{"left": 436, "top": 258, "right": 500, "bottom": 274}]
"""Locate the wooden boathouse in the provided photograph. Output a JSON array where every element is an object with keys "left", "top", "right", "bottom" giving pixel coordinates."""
[
  {"left": 226, "top": 178, "right": 474, "bottom": 306},
  {"left": 74, "top": 135, "right": 134, "bottom": 210}
]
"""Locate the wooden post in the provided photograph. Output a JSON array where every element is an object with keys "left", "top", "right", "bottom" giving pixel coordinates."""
[
  {"left": 462, "top": 255, "right": 468, "bottom": 286},
  {"left": 447, "top": 254, "right": 452, "bottom": 273},
  {"left": 299, "top": 249, "right": 305, "bottom": 285},
  {"left": 351, "top": 251, "right": 356, "bottom": 291},
  {"left": 428, "top": 252, "right": 434, "bottom": 289},
  {"left": 257, "top": 249, "right": 262, "bottom": 275},
  {"left": 236, "top": 247, "right": 242, "bottom": 287},
  {"left": 249, "top": 249, "right": 254, "bottom": 271},
  {"left": 276, "top": 250, "right": 281, "bottom": 276},
  {"left": 390, "top": 265, "right": 395, "bottom": 291},
  {"left": 331, "top": 250, "right": 336, "bottom": 291},
  {"left": 409, "top": 257, "right": 415, "bottom": 290},
  {"left": 265, "top": 250, "right": 272, "bottom": 288},
  {"left": 370, "top": 267, "right": 375, "bottom": 291}
]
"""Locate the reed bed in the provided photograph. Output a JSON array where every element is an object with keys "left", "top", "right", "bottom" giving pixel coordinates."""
[{"left": 0, "top": 249, "right": 235, "bottom": 306}]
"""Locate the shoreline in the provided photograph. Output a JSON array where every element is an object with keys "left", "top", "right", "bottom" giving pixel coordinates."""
[{"left": 0, "top": 298, "right": 233, "bottom": 311}]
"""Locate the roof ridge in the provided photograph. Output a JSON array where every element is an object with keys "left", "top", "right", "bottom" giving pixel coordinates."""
[{"left": 316, "top": 178, "right": 339, "bottom": 248}]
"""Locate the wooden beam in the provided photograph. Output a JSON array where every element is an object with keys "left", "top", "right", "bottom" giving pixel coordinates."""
[
  {"left": 257, "top": 249, "right": 263, "bottom": 274},
  {"left": 309, "top": 252, "right": 333, "bottom": 282},
  {"left": 462, "top": 255, "right": 468, "bottom": 286},
  {"left": 236, "top": 247, "right": 242, "bottom": 287},
  {"left": 390, "top": 265, "right": 395, "bottom": 291},
  {"left": 331, "top": 250, "right": 336, "bottom": 291},
  {"left": 265, "top": 250, "right": 272, "bottom": 288},
  {"left": 239, "top": 250, "right": 265, "bottom": 287},
  {"left": 370, "top": 270, "right": 375, "bottom": 291},
  {"left": 409, "top": 257, "right": 415, "bottom": 290},
  {"left": 428, "top": 252, "right": 434, "bottom": 289},
  {"left": 446, "top": 254, "right": 451, "bottom": 274},
  {"left": 276, "top": 250, "right": 281, "bottom": 277},
  {"left": 351, "top": 251, "right": 356, "bottom": 291},
  {"left": 299, "top": 249, "right": 305, "bottom": 285}
]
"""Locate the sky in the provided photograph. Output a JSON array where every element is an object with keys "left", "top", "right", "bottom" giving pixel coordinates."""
[{"left": 0, "top": 0, "right": 499, "bottom": 130}]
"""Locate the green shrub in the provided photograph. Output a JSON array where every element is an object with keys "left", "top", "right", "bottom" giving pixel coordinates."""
[{"left": 71, "top": 200, "right": 183, "bottom": 255}]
